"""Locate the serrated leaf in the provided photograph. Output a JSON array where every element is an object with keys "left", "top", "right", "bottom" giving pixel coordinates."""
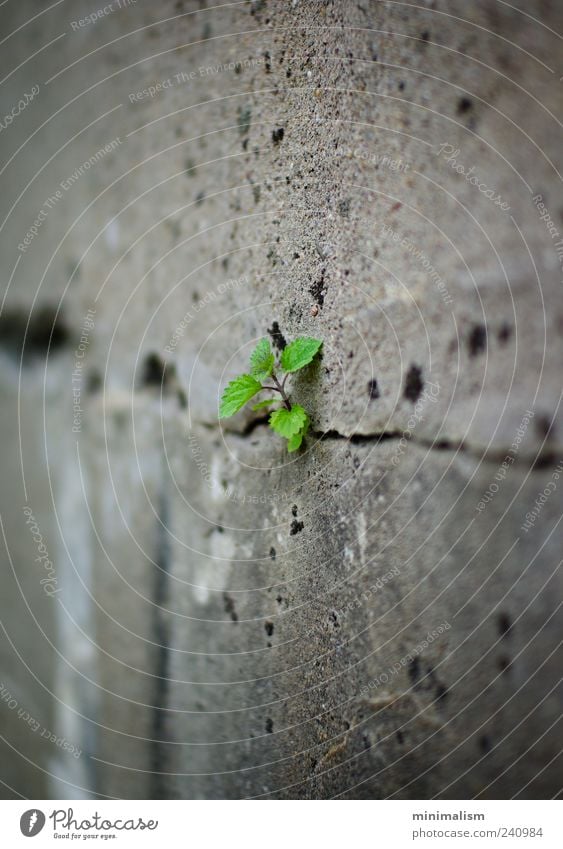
[
  {"left": 249, "top": 338, "right": 275, "bottom": 381},
  {"left": 287, "top": 432, "right": 304, "bottom": 452},
  {"left": 280, "top": 337, "right": 322, "bottom": 373},
  {"left": 269, "top": 404, "right": 307, "bottom": 438},
  {"left": 287, "top": 413, "right": 310, "bottom": 452},
  {"left": 219, "top": 374, "right": 262, "bottom": 418},
  {"left": 252, "top": 398, "right": 278, "bottom": 411}
]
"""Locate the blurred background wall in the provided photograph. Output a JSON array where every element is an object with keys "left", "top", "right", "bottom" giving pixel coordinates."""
[{"left": 0, "top": 0, "right": 562, "bottom": 799}]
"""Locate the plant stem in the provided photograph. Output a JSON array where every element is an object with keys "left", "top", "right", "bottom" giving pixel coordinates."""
[{"left": 272, "top": 372, "right": 292, "bottom": 411}]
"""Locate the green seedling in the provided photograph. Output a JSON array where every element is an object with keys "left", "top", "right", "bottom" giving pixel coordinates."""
[{"left": 219, "top": 336, "right": 323, "bottom": 452}]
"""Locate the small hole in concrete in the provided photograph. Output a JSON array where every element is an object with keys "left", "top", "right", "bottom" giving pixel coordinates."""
[
  {"left": 368, "top": 378, "right": 380, "bottom": 400},
  {"left": 404, "top": 365, "right": 423, "bottom": 403},
  {"left": 457, "top": 97, "right": 473, "bottom": 114},
  {"left": 498, "top": 323, "right": 512, "bottom": 343},
  {"left": 468, "top": 324, "right": 487, "bottom": 357},
  {"left": 497, "top": 612, "right": 512, "bottom": 638},
  {"left": 141, "top": 353, "right": 171, "bottom": 388},
  {"left": 479, "top": 735, "right": 492, "bottom": 753}
]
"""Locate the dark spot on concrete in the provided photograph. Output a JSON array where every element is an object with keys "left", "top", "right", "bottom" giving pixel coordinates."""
[
  {"left": 535, "top": 414, "right": 553, "bottom": 440},
  {"left": 396, "top": 729, "right": 404, "bottom": 744},
  {"left": 479, "top": 734, "right": 492, "bottom": 753},
  {"left": 329, "top": 611, "right": 339, "bottom": 628},
  {"left": 268, "top": 321, "right": 287, "bottom": 350},
  {"left": 398, "top": 80, "right": 405, "bottom": 91},
  {"left": 468, "top": 324, "right": 487, "bottom": 357},
  {"left": 310, "top": 269, "right": 326, "bottom": 306},
  {"left": 263, "top": 50, "right": 271, "bottom": 72},
  {"left": 252, "top": 184, "right": 261, "bottom": 204},
  {"left": 0, "top": 305, "right": 70, "bottom": 362},
  {"left": 498, "top": 656, "right": 511, "bottom": 673},
  {"left": 272, "top": 127, "right": 284, "bottom": 145},
  {"left": 290, "top": 519, "right": 304, "bottom": 535},
  {"left": 86, "top": 370, "right": 102, "bottom": 393},
  {"left": 177, "top": 388, "right": 188, "bottom": 409},
  {"left": 195, "top": 190, "right": 205, "bottom": 206},
  {"left": 269, "top": 546, "right": 276, "bottom": 560},
  {"left": 250, "top": 0, "right": 266, "bottom": 15},
  {"left": 223, "top": 593, "right": 238, "bottom": 623},
  {"left": 421, "top": 30, "right": 429, "bottom": 41},
  {"left": 276, "top": 594, "right": 283, "bottom": 604},
  {"left": 497, "top": 612, "right": 512, "bottom": 638},
  {"left": 338, "top": 198, "right": 351, "bottom": 218},
  {"left": 292, "top": 504, "right": 298, "bottom": 516},
  {"left": 237, "top": 105, "right": 251, "bottom": 137},
  {"left": 368, "top": 378, "right": 380, "bottom": 400},
  {"left": 408, "top": 657, "right": 421, "bottom": 686},
  {"left": 265, "top": 621, "right": 274, "bottom": 636},
  {"left": 141, "top": 353, "right": 170, "bottom": 388},
  {"left": 435, "top": 684, "right": 448, "bottom": 703},
  {"left": 457, "top": 96, "right": 473, "bottom": 114},
  {"left": 265, "top": 717, "right": 274, "bottom": 733},
  {"left": 404, "top": 365, "right": 423, "bottom": 402},
  {"left": 498, "top": 323, "right": 512, "bottom": 343}
]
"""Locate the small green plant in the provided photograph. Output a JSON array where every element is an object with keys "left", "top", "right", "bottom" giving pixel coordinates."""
[{"left": 219, "top": 336, "right": 323, "bottom": 451}]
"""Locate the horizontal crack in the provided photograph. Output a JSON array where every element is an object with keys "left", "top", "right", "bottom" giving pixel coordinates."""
[{"left": 216, "top": 420, "right": 557, "bottom": 470}]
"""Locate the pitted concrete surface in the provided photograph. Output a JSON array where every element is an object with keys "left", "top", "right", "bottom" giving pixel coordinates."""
[{"left": 0, "top": 0, "right": 561, "bottom": 799}]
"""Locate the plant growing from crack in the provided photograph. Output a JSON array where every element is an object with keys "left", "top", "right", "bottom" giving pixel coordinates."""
[{"left": 219, "top": 336, "right": 323, "bottom": 451}]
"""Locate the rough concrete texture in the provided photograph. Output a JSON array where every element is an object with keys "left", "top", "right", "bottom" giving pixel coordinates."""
[{"left": 0, "top": 0, "right": 562, "bottom": 799}]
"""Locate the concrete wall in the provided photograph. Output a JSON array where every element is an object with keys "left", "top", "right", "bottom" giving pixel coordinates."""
[{"left": 0, "top": 0, "right": 561, "bottom": 799}]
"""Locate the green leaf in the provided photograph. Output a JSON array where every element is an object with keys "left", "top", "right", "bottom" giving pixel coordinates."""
[
  {"left": 287, "top": 432, "right": 303, "bottom": 452},
  {"left": 252, "top": 398, "right": 278, "bottom": 411},
  {"left": 249, "top": 338, "right": 275, "bottom": 381},
  {"left": 287, "top": 413, "right": 310, "bottom": 452},
  {"left": 280, "top": 337, "right": 323, "bottom": 373},
  {"left": 219, "top": 374, "right": 262, "bottom": 418},
  {"left": 269, "top": 404, "right": 307, "bottom": 438}
]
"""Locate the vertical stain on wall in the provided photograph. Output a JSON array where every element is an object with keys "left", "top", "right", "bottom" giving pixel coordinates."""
[{"left": 149, "top": 485, "right": 171, "bottom": 798}]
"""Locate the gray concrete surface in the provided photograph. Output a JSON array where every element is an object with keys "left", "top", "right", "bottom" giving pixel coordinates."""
[{"left": 0, "top": 0, "right": 561, "bottom": 799}]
